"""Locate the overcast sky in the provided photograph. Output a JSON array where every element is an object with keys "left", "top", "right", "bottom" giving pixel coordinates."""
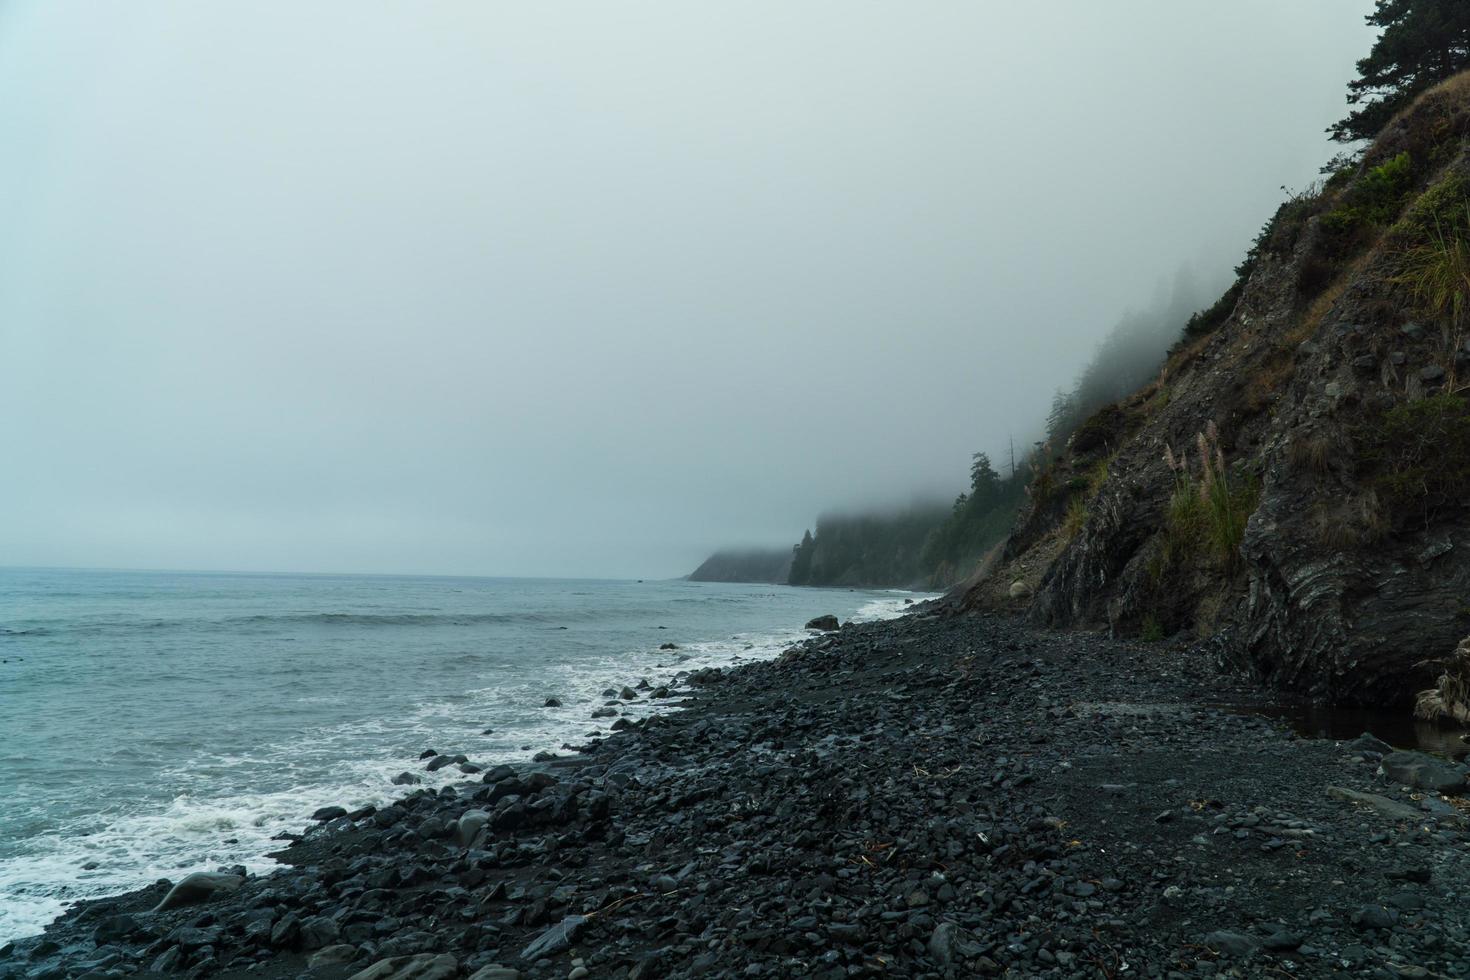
[{"left": 0, "top": 2, "right": 1374, "bottom": 578}]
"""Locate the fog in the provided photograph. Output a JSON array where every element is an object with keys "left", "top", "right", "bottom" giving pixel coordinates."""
[{"left": 0, "top": 3, "right": 1374, "bottom": 579}]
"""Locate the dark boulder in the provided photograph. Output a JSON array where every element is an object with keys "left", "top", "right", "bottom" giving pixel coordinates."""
[
  {"left": 520, "top": 916, "right": 586, "bottom": 961},
  {"left": 299, "top": 916, "right": 341, "bottom": 951},
  {"left": 346, "top": 953, "right": 459, "bottom": 980},
  {"left": 150, "top": 872, "right": 244, "bottom": 912},
  {"left": 1381, "top": 751, "right": 1466, "bottom": 793}
]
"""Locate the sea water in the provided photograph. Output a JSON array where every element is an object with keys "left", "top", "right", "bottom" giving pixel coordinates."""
[{"left": 0, "top": 567, "right": 921, "bottom": 942}]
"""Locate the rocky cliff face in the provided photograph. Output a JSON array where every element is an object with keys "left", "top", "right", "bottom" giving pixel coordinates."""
[{"left": 965, "top": 74, "right": 1470, "bottom": 706}]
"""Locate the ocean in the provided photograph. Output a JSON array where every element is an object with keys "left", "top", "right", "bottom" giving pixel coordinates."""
[{"left": 0, "top": 567, "right": 922, "bottom": 943}]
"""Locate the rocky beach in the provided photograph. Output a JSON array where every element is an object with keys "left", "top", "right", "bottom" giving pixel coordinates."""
[{"left": 5, "top": 607, "right": 1470, "bottom": 979}]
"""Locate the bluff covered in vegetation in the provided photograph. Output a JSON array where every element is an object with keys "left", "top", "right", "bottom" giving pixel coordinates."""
[{"left": 967, "top": 68, "right": 1470, "bottom": 708}]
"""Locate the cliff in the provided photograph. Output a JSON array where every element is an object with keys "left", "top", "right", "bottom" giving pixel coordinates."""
[
  {"left": 964, "top": 73, "right": 1470, "bottom": 706},
  {"left": 687, "top": 549, "right": 793, "bottom": 584}
]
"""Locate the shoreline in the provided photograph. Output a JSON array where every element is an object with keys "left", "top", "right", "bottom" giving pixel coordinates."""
[
  {"left": 0, "top": 582, "right": 923, "bottom": 947},
  {"left": 5, "top": 610, "right": 1470, "bottom": 978}
]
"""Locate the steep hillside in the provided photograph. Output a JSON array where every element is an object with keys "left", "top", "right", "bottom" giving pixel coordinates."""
[
  {"left": 787, "top": 506, "right": 950, "bottom": 589},
  {"left": 687, "top": 549, "right": 792, "bottom": 584},
  {"left": 965, "top": 74, "right": 1470, "bottom": 706}
]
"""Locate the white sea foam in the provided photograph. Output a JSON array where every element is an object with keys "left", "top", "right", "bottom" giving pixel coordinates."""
[{"left": 0, "top": 591, "right": 930, "bottom": 943}]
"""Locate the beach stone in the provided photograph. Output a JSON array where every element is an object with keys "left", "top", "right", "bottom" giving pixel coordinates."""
[
  {"left": 619, "top": 686, "right": 637, "bottom": 700},
  {"left": 1326, "top": 786, "right": 1423, "bottom": 822},
  {"left": 309, "top": 944, "right": 361, "bottom": 969},
  {"left": 805, "top": 615, "right": 839, "bottom": 631},
  {"left": 91, "top": 914, "right": 140, "bottom": 944},
  {"left": 347, "top": 954, "right": 459, "bottom": 980},
  {"left": 150, "top": 872, "right": 244, "bottom": 912},
  {"left": 543, "top": 697, "right": 562, "bottom": 708},
  {"left": 1346, "top": 732, "right": 1394, "bottom": 755},
  {"left": 1353, "top": 905, "right": 1399, "bottom": 930},
  {"left": 520, "top": 916, "right": 586, "bottom": 961},
  {"left": 150, "top": 946, "right": 183, "bottom": 973},
  {"left": 457, "top": 810, "right": 492, "bottom": 847},
  {"left": 468, "top": 967, "right": 521, "bottom": 980},
  {"left": 391, "top": 772, "right": 421, "bottom": 786},
  {"left": 270, "top": 914, "right": 301, "bottom": 948},
  {"left": 591, "top": 707, "right": 617, "bottom": 718},
  {"left": 1387, "top": 890, "right": 1427, "bottom": 910},
  {"left": 1008, "top": 581, "right": 1032, "bottom": 599},
  {"left": 1262, "top": 930, "right": 1303, "bottom": 951},
  {"left": 1381, "top": 751, "right": 1466, "bottom": 793},
  {"left": 312, "top": 806, "right": 348, "bottom": 822},
  {"left": 927, "top": 922, "right": 958, "bottom": 966},
  {"left": 169, "top": 925, "right": 222, "bottom": 949},
  {"left": 1204, "top": 931, "right": 1259, "bottom": 958},
  {"left": 299, "top": 916, "right": 341, "bottom": 950}
]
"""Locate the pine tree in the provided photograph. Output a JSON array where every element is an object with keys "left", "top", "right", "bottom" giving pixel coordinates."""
[
  {"left": 1331, "top": 0, "right": 1470, "bottom": 143},
  {"left": 969, "top": 452, "right": 1000, "bottom": 507},
  {"left": 1045, "top": 389, "right": 1079, "bottom": 445}
]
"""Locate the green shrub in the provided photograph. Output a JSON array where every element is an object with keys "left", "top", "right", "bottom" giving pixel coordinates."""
[
  {"left": 1085, "top": 455, "right": 1113, "bottom": 495},
  {"left": 1322, "top": 151, "right": 1417, "bottom": 233},
  {"left": 1161, "top": 426, "right": 1258, "bottom": 572},
  {"left": 1392, "top": 182, "right": 1470, "bottom": 327},
  {"left": 1359, "top": 393, "right": 1470, "bottom": 524},
  {"left": 1071, "top": 403, "right": 1124, "bottom": 455},
  {"left": 1163, "top": 470, "right": 1207, "bottom": 566},
  {"left": 1027, "top": 463, "right": 1056, "bottom": 511},
  {"left": 1140, "top": 615, "right": 1165, "bottom": 643},
  {"left": 1061, "top": 495, "right": 1089, "bottom": 541},
  {"left": 1397, "top": 171, "right": 1470, "bottom": 237}
]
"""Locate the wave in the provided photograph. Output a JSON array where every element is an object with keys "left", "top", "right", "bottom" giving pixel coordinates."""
[
  {"left": 0, "top": 609, "right": 593, "bottom": 638},
  {"left": 229, "top": 611, "right": 565, "bottom": 627}
]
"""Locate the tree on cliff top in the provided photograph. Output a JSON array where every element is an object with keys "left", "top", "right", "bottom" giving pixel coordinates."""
[
  {"left": 970, "top": 452, "right": 1000, "bottom": 504},
  {"left": 1331, "top": 0, "right": 1470, "bottom": 143}
]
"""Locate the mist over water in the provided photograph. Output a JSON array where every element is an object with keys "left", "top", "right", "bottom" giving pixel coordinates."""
[{"left": 0, "top": 2, "right": 1376, "bottom": 579}]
